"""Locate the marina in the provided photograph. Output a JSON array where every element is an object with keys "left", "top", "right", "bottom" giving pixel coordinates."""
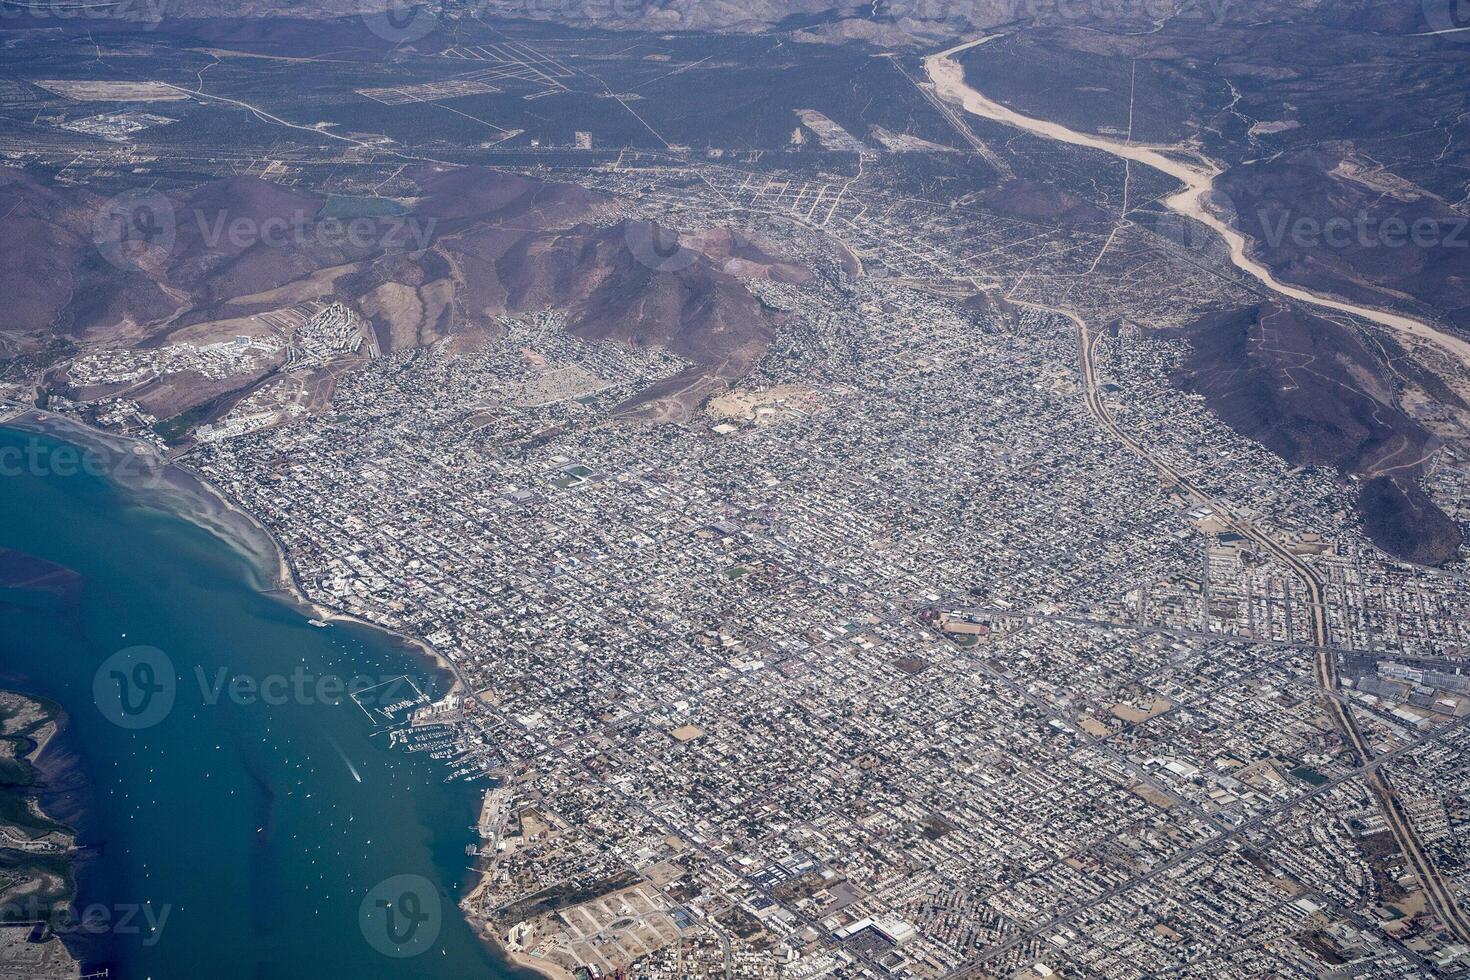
[{"left": 0, "top": 426, "right": 532, "bottom": 979}]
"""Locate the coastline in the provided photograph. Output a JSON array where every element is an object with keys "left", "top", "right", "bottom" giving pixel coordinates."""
[
  {"left": 461, "top": 803, "right": 568, "bottom": 980},
  {"left": 465, "top": 900, "right": 574, "bottom": 980},
  {"left": 502, "top": 941, "right": 575, "bottom": 980},
  {"left": 0, "top": 689, "right": 83, "bottom": 975},
  {"left": 0, "top": 412, "right": 511, "bottom": 970},
  {"left": 0, "top": 410, "right": 465, "bottom": 699}
]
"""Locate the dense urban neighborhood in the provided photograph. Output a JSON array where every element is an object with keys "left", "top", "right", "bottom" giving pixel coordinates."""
[{"left": 3, "top": 1, "right": 1470, "bottom": 977}]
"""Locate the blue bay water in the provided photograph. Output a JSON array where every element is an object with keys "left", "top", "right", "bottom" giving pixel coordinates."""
[{"left": 0, "top": 426, "right": 526, "bottom": 979}]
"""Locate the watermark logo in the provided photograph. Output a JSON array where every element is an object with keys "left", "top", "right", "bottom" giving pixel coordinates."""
[
  {"left": 1256, "top": 209, "right": 1470, "bottom": 251},
  {"left": 361, "top": 0, "right": 438, "bottom": 43},
  {"left": 359, "top": 875, "right": 441, "bottom": 958},
  {"left": 93, "top": 646, "right": 176, "bottom": 730},
  {"left": 93, "top": 646, "right": 431, "bottom": 730},
  {"left": 0, "top": 438, "right": 166, "bottom": 487},
  {"left": 624, "top": 219, "right": 700, "bottom": 273},
  {"left": 93, "top": 193, "right": 436, "bottom": 269},
  {"left": 193, "top": 209, "right": 437, "bottom": 253},
  {"left": 1422, "top": 0, "right": 1470, "bottom": 40},
  {"left": 0, "top": 900, "right": 170, "bottom": 945},
  {"left": 92, "top": 190, "right": 176, "bottom": 273},
  {"left": 194, "top": 666, "right": 423, "bottom": 710},
  {"left": 0, "top": 0, "right": 167, "bottom": 27},
  {"left": 1153, "top": 190, "right": 1236, "bottom": 256}
]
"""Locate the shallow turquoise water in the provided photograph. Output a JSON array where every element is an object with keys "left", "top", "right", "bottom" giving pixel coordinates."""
[{"left": 0, "top": 426, "right": 524, "bottom": 979}]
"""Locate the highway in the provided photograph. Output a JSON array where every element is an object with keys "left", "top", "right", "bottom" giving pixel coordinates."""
[
  {"left": 908, "top": 36, "right": 1470, "bottom": 940},
  {"left": 940, "top": 308, "right": 1470, "bottom": 975},
  {"left": 1070, "top": 313, "right": 1470, "bottom": 943}
]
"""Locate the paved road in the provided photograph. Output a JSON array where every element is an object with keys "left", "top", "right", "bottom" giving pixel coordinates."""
[
  {"left": 936, "top": 313, "right": 1470, "bottom": 976},
  {"left": 1070, "top": 316, "right": 1470, "bottom": 943}
]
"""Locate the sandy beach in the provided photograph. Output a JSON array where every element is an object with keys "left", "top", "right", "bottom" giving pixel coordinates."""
[
  {"left": 0, "top": 410, "right": 467, "bottom": 698},
  {"left": 472, "top": 914, "right": 576, "bottom": 980},
  {"left": 505, "top": 946, "right": 576, "bottom": 980},
  {"left": 0, "top": 410, "right": 499, "bottom": 970},
  {"left": 463, "top": 880, "right": 574, "bottom": 980}
]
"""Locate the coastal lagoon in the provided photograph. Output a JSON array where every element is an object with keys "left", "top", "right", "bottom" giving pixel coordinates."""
[{"left": 0, "top": 425, "right": 529, "bottom": 978}]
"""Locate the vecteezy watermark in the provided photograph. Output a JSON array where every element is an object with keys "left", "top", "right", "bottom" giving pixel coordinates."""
[
  {"left": 0, "top": 437, "right": 166, "bottom": 486},
  {"left": 1257, "top": 209, "right": 1470, "bottom": 251},
  {"left": 93, "top": 646, "right": 177, "bottom": 730},
  {"left": 0, "top": 899, "right": 171, "bottom": 946},
  {"left": 92, "top": 190, "right": 176, "bottom": 274},
  {"left": 359, "top": 875, "right": 441, "bottom": 958},
  {"left": 882, "top": 0, "right": 1235, "bottom": 30},
  {"left": 193, "top": 666, "right": 422, "bottom": 710},
  {"left": 92, "top": 645, "right": 430, "bottom": 729},
  {"left": 359, "top": 0, "right": 438, "bottom": 44},
  {"left": 192, "top": 209, "right": 438, "bottom": 254},
  {"left": 623, "top": 219, "right": 700, "bottom": 273},
  {"left": 1422, "top": 0, "right": 1470, "bottom": 40},
  {"left": 357, "top": 0, "right": 663, "bottom": 42},
  {"left": 0, "top": 0, "right": 168, "bottom": 27},
  {"left": 91, "top": 192, "right": 437, "bottom": 272}
]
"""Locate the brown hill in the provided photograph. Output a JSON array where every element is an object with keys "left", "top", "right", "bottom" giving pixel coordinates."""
[
  {"left": 559, "top": 221, "right": 777, "bottom": 373},
  {"left": 1221, "top": 152, "right": 1470, "bottom": 336},
  {"left": 3, "top": 167, "right": 796, "bottom": 425},
  {"left": 411, "top": 166, "right": 604, "bottom": 228},
  {"left": 0, "top": 171, "right": 178, "bottom": 343},
  {"left": 677, "top": 228, "right": 811, "bottom": 285},
  {"left": 164, "top": 177, "right": 342, "bottom": 303},
  {"left": 1172, "top": 302, "right": 1463, "bottom": 566},
  {"left": 436, "top": 218, "right": 780, "bottom": 376}
]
